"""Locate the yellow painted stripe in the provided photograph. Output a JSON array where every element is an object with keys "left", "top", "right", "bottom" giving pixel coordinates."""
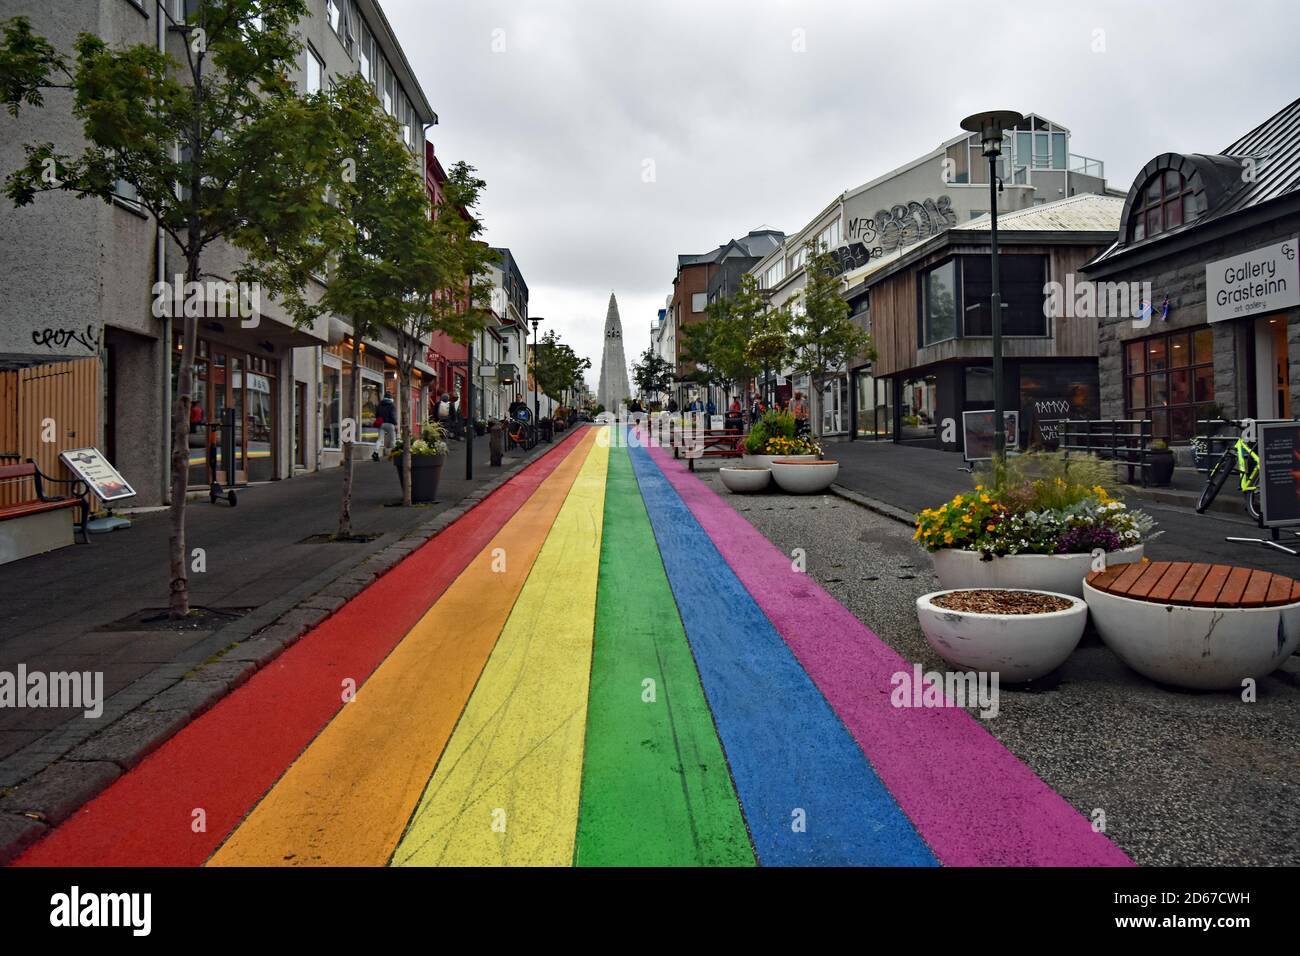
[
  {"left": 392, "top": 436, "right": 609, "bottom": 866},
  {"left": 207, "top": 428, "right": 600, "bottom": 867}
]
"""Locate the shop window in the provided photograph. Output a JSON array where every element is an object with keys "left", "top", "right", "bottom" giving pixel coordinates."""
[
  {"left": 1129, "top": 170, "right": 1198, "bottom": 242},
  {"left": 962, "top": 255, "right": 1047, "bottom": 337},
  {"left": 921, "top": 259, "right": 958, "bottom": 345},
  {"left": 1124, "top": 329, "right": 1213, "bottom": 442},
  {"left": 322, "top": 363, "right": 342, "bottom": 450}
]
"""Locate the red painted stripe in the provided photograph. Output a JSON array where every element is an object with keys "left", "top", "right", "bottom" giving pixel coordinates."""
[{"left": 14, "top": 429, "right": 590, "bottom": 867}]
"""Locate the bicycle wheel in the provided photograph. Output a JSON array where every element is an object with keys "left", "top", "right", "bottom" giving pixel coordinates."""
[
  {"left": 1196, "top": 450, "right": 1235, "bottom": 513},
  {"left": 1245, "top": 489, "right": 1261, "bottom": 521}
]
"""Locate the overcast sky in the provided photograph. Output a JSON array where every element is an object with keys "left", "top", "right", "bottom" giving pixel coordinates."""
[{"left": 382, "top": 0, "right": 1300, "bottom": 390}]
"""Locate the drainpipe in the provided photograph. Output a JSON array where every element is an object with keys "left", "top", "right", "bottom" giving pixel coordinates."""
[{"left": 158, "top": 7, "right": 170, "bottom": 506}]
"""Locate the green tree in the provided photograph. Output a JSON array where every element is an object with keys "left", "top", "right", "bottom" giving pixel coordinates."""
[
  {"left": 789, "top": 241, "right": 873, "bottom": 436},
  {"left": 1, "top": 2, "right": 336, "bottom": 617},
  {"left": 682, "top": 272, "right": 778, "bottom": 415},
  {"left": 631, "top": 346, "right": 674, "bottom": 402},
  {"left": 391, "top": 161, "right": 496, "bottom": 505}
]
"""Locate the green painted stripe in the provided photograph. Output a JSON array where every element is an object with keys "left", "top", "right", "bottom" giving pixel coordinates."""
[{"left": 574, "top": 442, "right": 755, "bottom": 867}]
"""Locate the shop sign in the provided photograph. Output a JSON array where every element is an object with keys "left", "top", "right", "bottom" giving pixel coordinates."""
[
  {"left": 1206, "top": 237, "right": 1299, "bottom": 324},
  {"left": 1257, "top": 421, "right": 1300, "bottom": 527},
  {"left": 961, "top": 410, "right": 1019, "bottom": 462},
  {"left": 59, "top": 448, "right": 136, "bottom": 503}
]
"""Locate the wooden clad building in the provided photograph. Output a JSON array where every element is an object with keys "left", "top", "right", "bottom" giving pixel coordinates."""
[{"left": 841, "top": 194, "right": 1123, "bottom": 452}]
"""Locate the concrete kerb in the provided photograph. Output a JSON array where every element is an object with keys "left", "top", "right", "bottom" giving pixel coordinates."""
[
  {"left": 0, "top": 440, "right": 556, "bottom": 862},
  {"left": 830, "top": 483, "right": 918, "bottom": 526}
]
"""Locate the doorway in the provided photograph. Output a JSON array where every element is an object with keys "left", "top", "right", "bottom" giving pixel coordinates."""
[{"left": 1253, "top": 316, "right": 1291, "bottom": 420}]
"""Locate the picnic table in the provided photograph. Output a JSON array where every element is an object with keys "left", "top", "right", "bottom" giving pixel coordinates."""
[
  {"left": 1085, "top": 561, "right": 1300, "bottom": 608},
  {"left": 674, "top": 429, "right": 744, "bottom": 471}
]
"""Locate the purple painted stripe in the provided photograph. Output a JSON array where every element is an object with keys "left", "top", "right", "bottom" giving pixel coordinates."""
[{"left": 645, "top": 445, "right": 1131, "bottom": 867}]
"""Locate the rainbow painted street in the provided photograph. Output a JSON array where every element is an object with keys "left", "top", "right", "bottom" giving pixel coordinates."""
[{"left": 13, "top": 426, "right": 1128, "bottom": 867}]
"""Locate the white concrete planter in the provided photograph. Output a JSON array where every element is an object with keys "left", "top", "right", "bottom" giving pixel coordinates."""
[
  {"left": 739, "top": 453, "right": 815, "bottom": 488},
  {"left": 1083, "top": 581, "right": 1300, "bottom": 690},
  {"left": 719, "top": 467, "right": 771, "bottom": 494},
  {"left": 916, "top": 589, "right": 1089, "bottom": 683},
  {"left": 741, "top": 453, "right": 817, "bottom": 470},
  {"left": 770, "top": 459, "right": 839, "bottom": 494},
  {"left": 929, "top": 544, "right": 1144, "bottom": 599}
]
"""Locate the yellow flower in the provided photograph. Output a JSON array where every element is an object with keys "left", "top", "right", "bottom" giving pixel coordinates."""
[
  {"left": 944, "top": 532, "right": 954, "bottom": 544},
  {"left": 975, "top": 484, "right": 984, "bottom": 491},
  {"left": 986, "top": 524, "right": 996, "bottom": 532},
  {"left": 962, "top": 515, "right": 972, "bottom": 524},
  {"left": 953, "top": 495, "right": 963, "bottom": 505},
  {"left": 979, "top": 493, "right": 990, "bottom": 503}
]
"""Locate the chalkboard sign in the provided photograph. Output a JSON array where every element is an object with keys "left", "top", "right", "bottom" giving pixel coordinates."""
[
  {"left": 1256, "top": 422, "right": 1300, "bottom": 527},
  {"left": 962, "top": 410, "right": 1019, "bottom": 462}
]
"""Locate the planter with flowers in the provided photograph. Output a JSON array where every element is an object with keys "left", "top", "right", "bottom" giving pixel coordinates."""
[
  {"left": 391, "top": 422, "right": 450, "bottom": 503},
  {"left": 914, "top": 454, "right": 1156, "bottom": 598},
  {"left": 742, "top": 410, "right": 823, "bottom": 482}
]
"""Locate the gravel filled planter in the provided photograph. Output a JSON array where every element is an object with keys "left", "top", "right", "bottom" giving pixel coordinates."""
[
  {"left": 916, "top": 588, "right": 1089, "bottom": 682},
  {"left": 930, "top": 544, "right": 1143, "bottom": 599}
]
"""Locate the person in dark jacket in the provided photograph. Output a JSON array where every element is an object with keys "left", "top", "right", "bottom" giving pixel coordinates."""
[{"left": 372, "top": 394, "right": 398, "bottom": 460}]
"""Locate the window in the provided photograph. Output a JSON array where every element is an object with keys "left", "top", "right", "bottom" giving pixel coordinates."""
[
  {"left": 921, "top": 260, "right": 958, "bottom": 345},
  {"left": 383, "top": 67, "right": 395, "bottom": 116},
  {"left": 789, "top": 246, "right": 807, "bottom": 271},
  {"left": 762, "top": 259, "right": 785, "bottom": 289},
  {"left": 817, "top": 220, "right": 840, "bottom": 251},
  {"left": 1129, "top": 170, "right": 1197, "bottom": 242},
  {"left": 113, "top": 178, "right": 140, "bottom": 206},
  {"left": 691, "top": 292, "right": 707, "bottom": 313},
  {"left": 305, "top": 46, "right": 323, "bottom": 94},
  {"left": 962, "top": 255, "right": 1047, "bottom": 336},
  {"left": 1124, "top": 328, "right": 1214, "bottom": 441},
  {"left": 358, "top": 21, "right": 375, "bottom": 84}
]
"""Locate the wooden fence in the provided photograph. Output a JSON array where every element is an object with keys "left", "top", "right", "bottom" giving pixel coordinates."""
[{"left": 0, "top": 358, "right": 100, "bottom": 507}]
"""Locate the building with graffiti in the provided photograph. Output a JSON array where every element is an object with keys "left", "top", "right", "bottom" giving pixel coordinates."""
[{"left": 746, "top": 114, "right": 1117, "bottom": 435}]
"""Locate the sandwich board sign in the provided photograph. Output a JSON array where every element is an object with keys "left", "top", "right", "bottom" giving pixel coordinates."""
[
  {"left": 1256, "top": 421, "right": 1300, "bottom": 528},
  {"left": 961, "top": 410, "right": 1019, "bottom": 463},
  {"left": 59, "top": 448, "right": 136, "bottom": 503}
]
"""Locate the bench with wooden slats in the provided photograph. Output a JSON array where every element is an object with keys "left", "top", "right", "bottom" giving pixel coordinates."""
[{"left": 1086, "top": 560, "right": 1300, "bottom": 608}]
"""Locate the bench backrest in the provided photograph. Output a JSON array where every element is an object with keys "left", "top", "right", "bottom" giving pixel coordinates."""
[{"left": 0, "top": 463, "right": 37, "bottom": 481}]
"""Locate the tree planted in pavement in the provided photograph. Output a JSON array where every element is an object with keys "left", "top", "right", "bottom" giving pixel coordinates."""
[{"left": 1, "top": 2, "right": 337, "bottom": 617}]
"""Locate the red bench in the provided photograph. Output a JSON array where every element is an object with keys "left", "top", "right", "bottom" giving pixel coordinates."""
[{"left": 0, "top": 461, "right": 91, "bottom": 564}]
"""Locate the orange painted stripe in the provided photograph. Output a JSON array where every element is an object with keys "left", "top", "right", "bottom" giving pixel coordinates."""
[{"left": 207, "top": 428, "right": 599, "bottom": 866}]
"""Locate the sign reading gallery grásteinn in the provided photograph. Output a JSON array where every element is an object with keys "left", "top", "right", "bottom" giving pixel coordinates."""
[{"left": 1205, "top": 236, "right": 1299, "bottom": 324}]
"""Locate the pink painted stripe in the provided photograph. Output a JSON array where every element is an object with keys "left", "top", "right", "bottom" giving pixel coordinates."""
[{"left": 645, "top": 444, "right": 1131, "bottom": 867}]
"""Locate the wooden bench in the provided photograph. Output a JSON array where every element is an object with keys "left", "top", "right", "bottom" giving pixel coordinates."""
[
  {"left": 685, "top": 431, "right": 745, "bottom": 472},
  {"left": 1086, "top": 561, "right": 1300, "bottom": 608},
  {"left": 0, "top": 461, "right": 90, "bottom": 565}
]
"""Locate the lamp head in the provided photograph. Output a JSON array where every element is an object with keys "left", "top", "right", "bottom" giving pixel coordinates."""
[{"left": 960, "top": 110, "right": 1025, "bottom": 158}]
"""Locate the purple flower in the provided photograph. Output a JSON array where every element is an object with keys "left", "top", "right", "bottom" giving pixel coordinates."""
[{"left": 1055, "top": 526, "right": 1121, "bottom": 555}]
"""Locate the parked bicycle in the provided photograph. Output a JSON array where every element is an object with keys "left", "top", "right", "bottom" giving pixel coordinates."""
[
  {"left": 1195, "top": 419, "right": 1260, "bottom": 519},
  {"left": 505, "top": 417, "right": 536, "bottom": 451}
]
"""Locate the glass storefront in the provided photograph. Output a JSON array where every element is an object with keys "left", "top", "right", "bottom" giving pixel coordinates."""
[
  {"left": 854, "top": 369, "right": 893, "bottom": 439},
  {"left": 899, "top": 375, "right": 938, "bottom": 440},
  {"left": 172, "top": 335, "right": 277, "bottom": 487}
]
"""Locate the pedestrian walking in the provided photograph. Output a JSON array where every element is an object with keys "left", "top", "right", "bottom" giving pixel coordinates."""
[
  {"left": 373, "top": 393, "right": 398, "bottom": 461},
  {"left": 791, "top": 391, "right": 810, "bottom": 436}
]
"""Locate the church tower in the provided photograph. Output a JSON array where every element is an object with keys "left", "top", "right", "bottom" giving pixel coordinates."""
[{"left": 596, "top": 292, "right": 631, "bottom": 412}]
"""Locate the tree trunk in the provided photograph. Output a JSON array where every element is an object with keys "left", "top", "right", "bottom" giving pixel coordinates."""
[
  {"left": 167, "top": 267, "right": 200, "bottom": 619},
  {"left": 400, "top": 368, "right": 413, "bottom": 507},
  {"left": 812, "top": 374, "right": 825, "bottom": 439},
  {"left": 337, "top": 334, "right": 361, "bottom": 537}
]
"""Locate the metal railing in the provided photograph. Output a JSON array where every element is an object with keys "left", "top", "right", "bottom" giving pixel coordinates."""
[{"left": 1049, "top": 419, "right": 1154, "bottom": 486}]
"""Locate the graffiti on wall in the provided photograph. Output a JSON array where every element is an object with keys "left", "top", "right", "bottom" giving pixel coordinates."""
[{"left": 827, "top": 196, "right": 959, "bottom": 276}]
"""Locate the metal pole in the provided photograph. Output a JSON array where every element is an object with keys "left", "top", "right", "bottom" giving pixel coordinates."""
[
  {"left": 532, "top": 322, "right": 539, "bottom": 429},
  {"left": 465, "top": 342, "right": 473, "bottom": 481},
  {"left": 989, "top": 153, "right": 1005, "bottom": 462}
]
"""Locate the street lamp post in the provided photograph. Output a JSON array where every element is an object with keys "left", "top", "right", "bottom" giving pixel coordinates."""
[
  {"left": 528, "top": 316, "right": 544, "bottom": 441},
  {"left": 960, "top": 109, "right": 1024, "bottom": 464}
]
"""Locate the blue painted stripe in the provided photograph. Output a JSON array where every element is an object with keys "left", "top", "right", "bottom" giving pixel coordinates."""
[{"left": 627, "top": 441, "right": 937, "bottom": 866}]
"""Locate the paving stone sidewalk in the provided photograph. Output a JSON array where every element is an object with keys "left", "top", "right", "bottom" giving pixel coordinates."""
[{"left": 0, "top": 430, "right": 572, "bottom": 862}]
